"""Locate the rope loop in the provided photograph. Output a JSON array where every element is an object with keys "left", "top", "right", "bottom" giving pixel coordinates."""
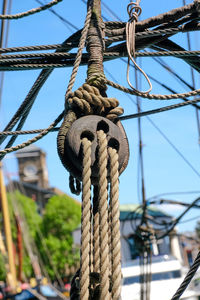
[
  {"left": 126, "top": 2, "right": 152, "bottom": 95},
  {"left": 127, "top": 2, "right": 142, "bottom": 23}
]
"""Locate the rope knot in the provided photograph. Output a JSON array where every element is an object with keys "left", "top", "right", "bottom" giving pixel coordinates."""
[
  {"left": 86, "top": 73, "right": 107, "bottom": 90},
  {"left": 66, "top": 83, "right": 124, "bottom": 121},
  {"left": 127, "top": 2, "right": 142, "bottom": 23}
]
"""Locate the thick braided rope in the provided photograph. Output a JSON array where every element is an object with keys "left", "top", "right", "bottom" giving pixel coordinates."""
[
  {"left": 1, "top": 49, "right": 200, "bottom": 64},
  {"left": 0, "top": 2, "right": 92, "bottom": 158},
  {"left": 108, "top": 147, "right": 121, "bottom": 300},
  {"left": 106, "top": 21, "right": 200, "bottom": 38},
  {"left": 106, "top": 79, "right": 200, "bottom": 100},
  {"left": 89, "top": 203, "right": 93, "bottom": 275},
  {"left": 80, "top": 138, "right": 92, "bottom": 300},
  {"left": 64, "top": 1, "right": 93, "bottom": 106},
  {"left": 0, "top": 25, "right": 192, "bottom": 54},
  {"left": 67, "top": 83, "right": 123, "bottom": 120},
  {"left": 0, "top": 0, "right": 63, "bottom": 20},
  {"left": 97, "top": 130, "right": 111, "bottom": 300},
  {"left": 93, "top": 186, "right": 100, "bottom": 274},
  {"left": 0, "top": 43, "right": 64, "bottom": 54},
  {"left": 58, "top": 1, "right": 93, "bottom": 194},
  {"left": 106, "top": 2, "right": 198, "bottom": 34},
  {"left": 171, "top": 251, "right": 200, "bottom": 300}
]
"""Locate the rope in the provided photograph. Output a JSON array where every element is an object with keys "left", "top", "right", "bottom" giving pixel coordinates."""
[
  {"left": 97, "top": 130, "right": 110, "bottom": 300},
  {"left": 3, "top": 95, "right": 200, "bottom": 136},
  {"left": 1, "top": 49, "right": 200, "bottom": 64},
  {"left": 106, "top": 79, "right": 200, "bottom": 100},
  {"left": 0, "top": 43, "right": 65, "bottom": 53},
  {"left": 0, "top": 111, "right": 64, "bottom": 156},
  {"left": 106, "top": 23, "right": 200, "bottom": 43},
  {"left": 108, "top": 147, "right": 121, "bottom": 300},
  {"left": 80, "top": 138, "right": 92, "bottom": 300},
  {"left": 119, "top": 97, "right": 200, "bottom": 121},
  {"left": 171, "top": 251, "right": 200, "bottom": 300},
  {"left": 126, "top": 2, "right": 152, "bottom": 95},
  {"left": 67, "top": 83, "right": 123, "bottom": 120},
  {"left": 105, "top": 4, "right": 199, "bottom": 35},
  {"left": 0, "top": 0, "right": 63, "bottom": 20},
  {"left": 64, "top": 1, "right": 93, "bottom": 107},
  {"left": 57, "top": 0, "right": 93, "bottom": 195},
  {"left": 0, "top": 30, "right": 81, "bottom": 162},
  {"left": 0, "top": 21, "right": 199, "bottom": 54},
  {"left": 93, "top": 186, "right": 100, "bottom": 274},
  {"left": 0, "top": 127, "right": 59, "bottom": 136}
]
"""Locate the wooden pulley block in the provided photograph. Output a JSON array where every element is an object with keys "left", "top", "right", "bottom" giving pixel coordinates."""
[{"left": 64, "top": 115, "right": 129, "bottom": 184}]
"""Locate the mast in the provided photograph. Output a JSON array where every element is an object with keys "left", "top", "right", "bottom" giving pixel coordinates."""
[{"left": 0, "top": 162, "right": 17, "bottom": 290}]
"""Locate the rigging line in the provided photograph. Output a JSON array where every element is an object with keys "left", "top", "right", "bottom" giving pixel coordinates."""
[
  {"left": 151, "top": 56, "right": 194, "bottom": 91},
  {"left": 159, "top": 196, "right": 200, "bottom": 239},
  {"left": 150, "top": 198, "right": 200, "bottom": 209},
  {"left": 0, "top": 29, "right": 81, "bottom": 157},
  {"left": 96, "top": 3, "right": 200, "bottom": 106},
  {"left": 145, "top": 69, "right": 200, "bottom": 110},
  {"left": 101, "top": 0, "right": 121, "bottom": 21},
  {"left": 0, "top": 0, "right": 63, "bottom": 20},
  {"left": 134, "top": 58, "right": 147, "bottom": 223},
  {"left": 119, "top": 97, "right": 200, "bottom": 121},
  {"left": 34, "top": 0, "right": 78, "bottom": 33},
  {"left": 81, "top": 0, "right": 110, "bottom": 22},
  {"left": 105, "top": 67, "right": 200, "bottom": 179},
  {"left": 177, "top": 215, "right": 200, "bottom": 224},
  {"left": 183, "top": 0, "right": 200, "bottom": 146},
  {"left": 120, "top": 55, "right": 200, "bottom": 109},
  {"left": 0, "top": 0, "right": 9, "bottom": 108},
  {"left": 147, "top": 190, "right": 200, "bottom": 200}
]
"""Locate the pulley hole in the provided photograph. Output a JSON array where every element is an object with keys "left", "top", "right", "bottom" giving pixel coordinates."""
[
  {"left": 81, "top": 130, "right": 94, "bottom": 142},
  {"left": 97, "top": 120, "right": 109, "bottom": 133},
  {"left": 108, "top": 138, "right": 119, "bottom": 151}
]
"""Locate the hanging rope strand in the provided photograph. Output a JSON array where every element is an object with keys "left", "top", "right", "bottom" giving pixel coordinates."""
[
  {"left": 108, "top": 147, "right": 121, "bottom": 300},
  {"left": 97, "top": 130, "right": 111, "bottom": 300},
  {"left": 92, "top": 185, "right": 100, "bottom": 274},
  {"left": 80, "top": 137, "right": 92, "bottom": 300},
  {"left": 126, "top": 2, "right": 152, "bottom": 94}
]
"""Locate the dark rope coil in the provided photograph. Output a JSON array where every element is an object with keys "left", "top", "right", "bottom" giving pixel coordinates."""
[{"left": 57, "top": 80, "right": 125, "bottom": 195}]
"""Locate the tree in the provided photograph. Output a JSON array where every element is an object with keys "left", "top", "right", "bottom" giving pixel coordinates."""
[
  {"left": 6, "top": 191, "right": 42, "bottom": 279},
  {"left": 37, "top": 194, "right": 81, "bottom": 279}
]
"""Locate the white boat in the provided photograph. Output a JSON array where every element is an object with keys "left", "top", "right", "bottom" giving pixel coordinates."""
[{"left": 121, "top": 255, "right": 199, "bottom": 300}]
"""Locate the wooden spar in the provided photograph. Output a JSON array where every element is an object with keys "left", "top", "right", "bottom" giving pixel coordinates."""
[{"left": 0, "top": 162, "right": 17, "bottom": 290}]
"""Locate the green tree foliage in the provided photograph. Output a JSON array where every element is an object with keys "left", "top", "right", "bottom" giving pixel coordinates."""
[
  {"left": 1, "top": 192, "right": 81, "bottom": 281},
  {"left": 0, "top": 253, "right": 6, "bottom": 280},
  {"left": 37, "top": 194, "right": 81, "bottom": 279},
  {"left": 6, "top": 191, "right": 42, "bottom": 278}
]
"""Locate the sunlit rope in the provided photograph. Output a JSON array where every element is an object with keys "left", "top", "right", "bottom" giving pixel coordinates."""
[{"left": 0, "top": 0, "right": 63, "bottom": 20}]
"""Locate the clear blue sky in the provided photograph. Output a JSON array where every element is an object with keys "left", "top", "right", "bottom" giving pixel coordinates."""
[{"left": 1, "top": 0, "right": 200, "bottom": 232}]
